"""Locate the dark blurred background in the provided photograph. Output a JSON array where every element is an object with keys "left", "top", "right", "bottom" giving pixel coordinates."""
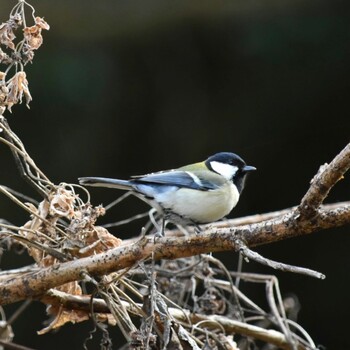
[{"left": 0, "top": 0, "right": 349, "bottom": 349}]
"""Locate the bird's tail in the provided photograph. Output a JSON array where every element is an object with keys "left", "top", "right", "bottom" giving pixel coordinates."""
[{"left": 78, "top": 177, "right": 133, "bottom": 191}]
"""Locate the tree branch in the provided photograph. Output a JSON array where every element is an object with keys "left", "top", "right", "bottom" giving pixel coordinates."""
[
  {"left": 298, "top": 143, "right": 350, "bottom": 217},
  {"left": 0, "top": 202, "right": 348, "bottom": 305}
]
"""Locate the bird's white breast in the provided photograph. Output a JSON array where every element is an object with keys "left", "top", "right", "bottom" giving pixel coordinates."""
[{"left": 155, "top": 182, "right": 240, "bottom": 224}]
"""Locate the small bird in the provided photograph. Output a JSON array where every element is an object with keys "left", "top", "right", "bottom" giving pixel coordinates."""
[{"left": 79, "top": 152, "right": 256, "bottom": 227}]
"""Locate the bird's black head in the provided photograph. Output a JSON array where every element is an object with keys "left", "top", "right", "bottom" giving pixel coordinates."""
[{"left": 205, "top": 152, "right": 256, "bottom": 193}]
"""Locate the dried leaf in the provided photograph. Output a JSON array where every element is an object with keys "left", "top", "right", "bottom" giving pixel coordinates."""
[
  {"left": 5, "top": 71, "right": 32, "bottom": 111},
  {"left": 39, "top": 291, "right": 115, "bottom": 335},
  {"left": 22, "top": 43, "right": 35, "bottom": 64},
  {"left": 38, "top": 305, "right": 90, "bottom": 335},
  {"left": 85, "top": 226, "right": 122, "bottom": 249},
  {"left": 0, "top": 21, "right": 16, "bottom": 50},
  {"left": 23, "top": 17, "right": 49, "bottom": 51},
  {"left": 23, "top": 26, "right": 43, "bottom": 50},
  {"left": 27, "top": 201, "right": 49, "bottom": 231},
  {"left": 57, "top": 281, "right": 82, "bottom": 296},
  {"left": 49, "top": 187, "right": 76, "bottom": 219},
  {"left": 69, "top": 204, "right": 106, "bottom": 234},
  {"left": 0, "top": 320, "right": 14, "bottom": 342},
  {"left": 38, "top": 282, "right": 85, "bottom": 334},
  {"left": 8, "top": 14, "right": 22, "bottom": 29},
  {"left": 19, "top": 200, "right": 58, "bottom": 264},
  {"left": 35, "top": 17, "right": 50, "bottom": 30},
  {"left": 178, "top": 325, "right": 201, "bottom": 350},
  {"left": 220, "top": 335, "right": 239, "bottom": 350},
  {"left": 0, "top": 84, "right": 9, "bottom": 104},
  {"left": 167, "top": 329, "right": 184, "bottom": 350},
  {"left": 76, "top": 226, "right": 122, "bottom": 257},
  {"left": 0, "top": 49, "right": 11, "bottom": 64}
]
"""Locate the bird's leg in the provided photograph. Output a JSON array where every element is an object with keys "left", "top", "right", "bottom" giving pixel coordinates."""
[
  {"left": 154, "top": 217, "right": 166, "bottom": 240},
  {"left": 146, "top": 207, "right": 166, "bottom": 240},
  {"left": 160, "top": 217, "right": 166, "bottom": 236}
]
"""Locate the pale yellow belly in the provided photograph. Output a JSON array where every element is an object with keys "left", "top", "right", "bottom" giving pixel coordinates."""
[{"left": 157, "top": 182, "right": 239, "bottom": 224}]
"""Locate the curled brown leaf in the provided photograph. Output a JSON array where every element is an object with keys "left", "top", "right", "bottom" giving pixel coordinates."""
[
  {"left": 35, "top": 17, "right": 50, "bottom": 30},
  {"left": 49, "top": 187, "right": 77, "bottom": 219},
  {"left": 0, "top": 21, "right": 16, "bottom": 50},
  {"left": 5, "top": 71, "right": 32, "bottom": 111},
  {"left": 0, "top": 48, "right": 12, "bottom": 64},
  {"left": 23, "top": 16, "right": 50, "bottom": 51}
]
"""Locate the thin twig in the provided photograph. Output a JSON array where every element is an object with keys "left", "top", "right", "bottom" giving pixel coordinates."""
[
  {"left": 235, "top": 240, "right": 325, "bottom": 279},
  {"left": 102, "top": 212, "right": 149, "bottom": 228},
  {"left": 0, "top": 186, "right": 68, "bottom": 238},
  {"left": 0, "top": 340, "right": 36, "bottom": 350},
  {"left": 6, "top": 300, "right": 32, "bottom": 326},
  {"left": 0, "top": 231, "right": 67, "bottom": 262}
]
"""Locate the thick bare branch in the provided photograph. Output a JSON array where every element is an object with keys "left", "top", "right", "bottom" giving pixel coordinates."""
[
  {"left": 298, "top": 142, "right": 350, "bottom": 217},
  {"left": 0, "top": 203, "right": 349, "bottom": 305},
  {"left": 121, "top": 201, "right": 350, "bottom": 245},
  {"left": 238, "top": 204, "right": 349, "bottom": 246}
]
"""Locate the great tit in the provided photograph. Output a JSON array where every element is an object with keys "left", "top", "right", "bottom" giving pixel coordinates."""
[{"left": 79, "top": 152, "right": 256, "bottom": 226}]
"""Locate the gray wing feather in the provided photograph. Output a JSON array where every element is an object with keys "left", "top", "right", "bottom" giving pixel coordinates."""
[{"left": 133, "top": 171, "right": 218, "bottom": 190}]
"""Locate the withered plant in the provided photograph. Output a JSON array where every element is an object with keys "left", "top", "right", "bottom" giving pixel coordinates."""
[{"left": 0, "top": 2, "right": 349, "bottom": 350}]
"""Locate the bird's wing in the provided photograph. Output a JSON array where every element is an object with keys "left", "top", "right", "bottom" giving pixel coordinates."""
[{"left": 132, "top": 170, "right": 221, "bottom": 191}]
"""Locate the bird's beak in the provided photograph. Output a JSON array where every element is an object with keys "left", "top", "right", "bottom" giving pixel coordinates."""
[{"left": 243, "top": 165, "right": 256, "bottom": 172}]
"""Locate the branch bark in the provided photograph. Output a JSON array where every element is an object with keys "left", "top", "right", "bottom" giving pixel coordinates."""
[
  {"left": 298, "top": 142, "right": 350, "bottom": 217},
  {"left": 0, "top": 203, "right": 349, "bottom": 305}
]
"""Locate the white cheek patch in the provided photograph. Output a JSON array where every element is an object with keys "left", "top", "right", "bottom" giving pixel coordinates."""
[{"left": 210, "top": 161, "right": 238, "bottom": 180}]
